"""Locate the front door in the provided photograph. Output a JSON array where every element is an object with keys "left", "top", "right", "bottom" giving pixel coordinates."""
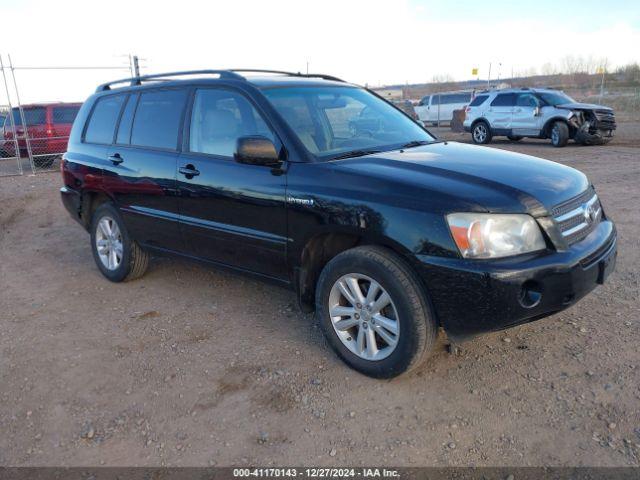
[
  {"left": 511, "top": 92, "right": 543, "bottom": 136},
  {"left": 177, "top": 87, "right": 288, "bottom": 281}
]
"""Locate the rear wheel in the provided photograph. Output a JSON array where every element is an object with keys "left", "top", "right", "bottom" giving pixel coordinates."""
[
  {"left": 316, "top": 246, "right": 437, "bottom": 378},
  {"left": 550, "top": 121, "right": 569, "bottom": 147},
  {"left": 471, "top": 121, "right": 492, "bottom": 144},
  {"left": 90, "top": 203, "right": 149, "bottom": 282}
]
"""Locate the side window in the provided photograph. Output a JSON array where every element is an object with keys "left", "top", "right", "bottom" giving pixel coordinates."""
[
  {"left": 516, "top": 93, "right": 539, "bottom": 107},
  {"left": 84, "top": 95, "right": 126, "bottom": 144},
  {"left": 189, "top": 89, "right": 275, "bottom": 157},
  {"left": 419, "top": 96, "right": 429, "bottom": 106},
  {"left": 115, "top": 94, "right": 139, "bottom": 145},
  {"left": 490, "top": 93, "right": 515, "bottom": 107},
  {"left": 130, "top": 89, "right": 187, "bottom": 150},
  {"left": 431, "top": 95, "right": 440, "bottom": 105},
  {"left": 469, "top": 95, "right": 489, "bottom": 107},
  {"left": 53, "top": 106, "right": 80, "bottom": 124}
]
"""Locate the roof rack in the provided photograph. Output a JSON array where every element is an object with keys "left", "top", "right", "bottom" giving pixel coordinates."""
[
  {"left": 229, "top": 69, "right": 346, "bottom": 83},
  {"left": 96, "top": 69, "right": 346, "bottom": 92},
  {"left": 95, "top": 70, "right": 245, "bottom": 92}
]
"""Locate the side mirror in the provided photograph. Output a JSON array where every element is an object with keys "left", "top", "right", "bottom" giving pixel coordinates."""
[{"left": 234, "top": 136, "right": 280, "bottom": 166}]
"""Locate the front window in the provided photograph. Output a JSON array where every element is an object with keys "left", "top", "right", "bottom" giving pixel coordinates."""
[
  {"left": 262, "top": 86, "right": 434, "bottom": 160},
  {"left": 537, "top": 91, "right": 574, "bottom": 106}
]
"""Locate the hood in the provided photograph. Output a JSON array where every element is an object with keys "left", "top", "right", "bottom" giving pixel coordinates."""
[
  {"left": 332, "top": 142, "right": 589, "bottom": 215},
  {"left": 555, "top": 102, "right": 613, "bottom": 111}
]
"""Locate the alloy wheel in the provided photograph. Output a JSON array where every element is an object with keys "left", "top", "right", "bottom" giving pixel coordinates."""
[
  {"left": 328, "top": 273, "right": 400, "bottom": 361},
  {"left": 473, "top": 124, "right": 487, "bottom": 143},
  {"left": 95, "top": 216, "right": 123, "bottom": 271}
]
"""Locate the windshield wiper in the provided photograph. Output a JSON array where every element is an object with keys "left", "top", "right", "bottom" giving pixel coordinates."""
[
  {"left": 400, "top": 140, "right": 435, "bottom": 149},
  {"left": 331, "top": 149, "right": 382, "bottom": 160}
]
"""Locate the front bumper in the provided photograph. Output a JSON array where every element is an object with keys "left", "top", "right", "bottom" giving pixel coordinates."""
[{"left": 416, "top": 219, "right": 617, "bottom": 339}]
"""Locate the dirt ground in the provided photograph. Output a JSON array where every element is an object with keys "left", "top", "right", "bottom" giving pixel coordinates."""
[{"left": 1, "top": 122, "right": 639, "bottom": 468}]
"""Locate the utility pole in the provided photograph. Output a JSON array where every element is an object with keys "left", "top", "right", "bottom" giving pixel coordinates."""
[
  {"left": 487, "top": 62, "right": 492, "bottom": 89},
  {"left": 133, "top": 55, "right": 140, "bottom": 78}
]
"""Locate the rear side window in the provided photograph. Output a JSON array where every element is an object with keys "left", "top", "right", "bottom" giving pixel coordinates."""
[
  {"left": 53, "top": 106, "right": 80, "bottom": 124},
  {"left": 490, "top": 93, "right": 516, "bottom": 107},
  {"left": 469, "top": 95, "right": 489, "bottom": 106},
  {"left": 12, "top": 107, "right": 46, "bottom": 126},
  {"left": 115, "top": 94, "right": 139, "bottom": 145},
  {"left": 131, "top": 89, "right": 187, "bottom": 150},
  {"left": 84, "top": 95, "right": 126, "bottom": 144}
]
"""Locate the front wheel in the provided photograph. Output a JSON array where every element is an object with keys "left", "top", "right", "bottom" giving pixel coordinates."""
[
  {"left": 316, "top": 246, "right": 437, "bottom": 378},
  {"left": 90, "top": 203, "right": 149, "bottom": 282},
  {"left": 471, "top": 121, "right": 492, "bottom": 144},
  {"left": 550, "top": 121, "right": 569, "bottom": 147}
]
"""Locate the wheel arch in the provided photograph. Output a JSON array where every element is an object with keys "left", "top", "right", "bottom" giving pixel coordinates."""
[
  {"left": 542, "top": 117, "right": 573, "bottom": 138},
  {"left": 79, "top": 190, "right": 116, "bottom": 230},
  {"left": 295, "top": 228, "right": 421, "bottom": 313}
]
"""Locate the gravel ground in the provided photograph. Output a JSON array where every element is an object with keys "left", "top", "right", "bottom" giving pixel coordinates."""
[{"left": 0, "top": 122, "right": 639, "bottom": 467}]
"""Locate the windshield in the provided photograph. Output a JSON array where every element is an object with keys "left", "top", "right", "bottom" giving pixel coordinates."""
[
  {"left": 262, "top": 86, "right": 434, "bottom": 160},
  {"left": 537, "top": 92, "right": 575, "bottom": 106}
]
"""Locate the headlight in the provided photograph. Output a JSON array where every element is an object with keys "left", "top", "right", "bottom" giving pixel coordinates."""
[{"left": 446, "top": 213, "right": 546, "bottom": 259}]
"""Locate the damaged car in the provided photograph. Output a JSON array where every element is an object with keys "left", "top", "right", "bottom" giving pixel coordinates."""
[{"left": 464, "top": 88, "right": 616, "bottom": 147}]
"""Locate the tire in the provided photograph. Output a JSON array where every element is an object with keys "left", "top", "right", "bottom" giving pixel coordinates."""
[
  {"left": 507, "top": 135, "right": 523, "bottom": 141},
  {"left": 90, "top": 203, "right": 149, "bottom": 282},
  {"left": 550, "top": 121, "right": 569, "bottom": 147},
  {"left": 471, "top": 121, "right": 492, "bottom": 144},
  {"left": 315, "top": 246, "right": 437, "bottom": 378}
]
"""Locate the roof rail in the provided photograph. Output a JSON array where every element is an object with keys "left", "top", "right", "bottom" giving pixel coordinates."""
[
  {"left": 95, "top": 70, "right": 245, "bottom": 92},
  {"left": 229, "top": 69, "right": 346, "bottom": 83}
]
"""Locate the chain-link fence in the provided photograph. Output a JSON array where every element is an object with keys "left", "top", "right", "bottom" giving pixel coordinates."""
[{"left": 0, "top": 53, "right": 135, "bottom": 175}]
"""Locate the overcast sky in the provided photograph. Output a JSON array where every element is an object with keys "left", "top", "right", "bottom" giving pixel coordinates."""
[{"left": 1, "top": 0, "right": 639, "bottom": 103}]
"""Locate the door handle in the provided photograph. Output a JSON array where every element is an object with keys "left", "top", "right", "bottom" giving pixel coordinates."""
[
  {"left": 108, "top": 153, "right": 124, "bottom": 165},
  {"left": 179, "top": 164, "right": 200, "bottom": 177}
]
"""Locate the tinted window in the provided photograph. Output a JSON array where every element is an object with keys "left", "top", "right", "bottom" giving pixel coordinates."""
[
  {"left": 12, "top": 107, "right": 46, "bottom": 126},
  {"left": 131, "top": 89, "right": 187, "bottom": 150},
  {"left": 490, "top": 93, "right": 516, "bottom": 107},
  {"left": 53, "top": 106, "right": 80, "bottom": 124},
  {"left": 263, "top": 86, "right": 433, "bottom": 158},
  {"left": 516, "top": 93, "right": 539, "bottom": 107},
  {"left": 469, "top": 95, "right": 489, "bottom": 106},
  {"left": 190, "top": 89, "right": 274, "bottom": 157},
  {"left": 84, "top": 95, "right": 126, "bottom": 144},
  {"left": 115, "top": 94, "right": 139, "bottom": 145},
  {"left": 430, "top": 95, "right": 440, "bottom": 105},
  {"left": 419, "top": 96, "right": 429, "bottom": 106}
]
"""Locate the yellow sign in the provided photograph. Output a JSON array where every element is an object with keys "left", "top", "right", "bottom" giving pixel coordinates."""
[
  {"left": 596, "top": 67, "right": 605, "bottom": 74},
  {"left": 472, "top": 68, "right": 478, "bottom": 75}
]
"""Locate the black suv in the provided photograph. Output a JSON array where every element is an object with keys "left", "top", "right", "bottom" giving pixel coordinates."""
[{"left": 60, "top": 70, "right": 617, "bottom": 378}]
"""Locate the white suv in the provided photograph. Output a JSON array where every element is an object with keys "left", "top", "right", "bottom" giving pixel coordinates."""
[{"left": 463, "top": 88, "right": 616, "bottom": 147}]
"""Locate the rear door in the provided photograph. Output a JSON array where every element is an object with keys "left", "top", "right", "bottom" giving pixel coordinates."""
[
  {"left": 511, "top": 92, "right": 543, "bottom": 135},
  {"left": 102, "top": 89, "right": 186, "bottom": 252},
  {"left": 177, "top": 86, "right": 288, "bottom": 280},
  {"left": 486, "top": 93, "right": 515, "bottom": 131}
]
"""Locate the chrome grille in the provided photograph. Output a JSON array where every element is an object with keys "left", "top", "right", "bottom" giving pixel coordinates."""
[{"left": 552, "top": 189, "right": 602, "bottom": 245}]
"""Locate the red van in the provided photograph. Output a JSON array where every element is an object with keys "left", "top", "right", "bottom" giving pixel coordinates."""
[{"left": 2, "top": 102, "right": 82, "bottom": 167}]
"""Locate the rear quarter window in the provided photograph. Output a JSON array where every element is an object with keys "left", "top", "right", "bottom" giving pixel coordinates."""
[
  {"left": 130, "top": 89, "right": 187, "bottom": 150},
  {"left": 469, "top": 95, "right": 489, "bottom": 106},
  {"left": 84, "top": 95, "right": 126, "bottom": 144}
]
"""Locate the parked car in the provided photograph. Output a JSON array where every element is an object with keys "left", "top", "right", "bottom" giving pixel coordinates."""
[
  {"left": 391, "top": 99, "right": 418, "bottom": 120},
  {"left": 414, "top": 91, "right": 472, "bottom": 126},
  {"left": 61, "top": 70, "right": 617, "bottom": 378},
  {"left": 2, "top": 102, "right": 82, "bottom": 167},
  {"left": 464, "top": 88, "right": 616, "bottom": 147}
]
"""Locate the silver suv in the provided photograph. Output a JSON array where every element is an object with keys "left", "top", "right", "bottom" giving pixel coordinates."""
[{"left": 463, "top": 88, "right": 616, "bottom": 147}]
